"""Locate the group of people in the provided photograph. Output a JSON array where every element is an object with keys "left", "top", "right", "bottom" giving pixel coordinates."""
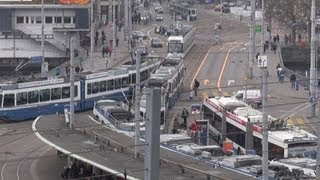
[{"left": 276, "top": 63, "right": 286, "bottom": 83}]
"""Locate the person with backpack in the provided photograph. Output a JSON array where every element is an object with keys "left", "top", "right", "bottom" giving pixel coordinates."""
[
  {"left": 193, "top": 79, "right": 200, "bottom": 96},
  {"left": 181, "top": 108, "right": 189, "bottom": 128}
]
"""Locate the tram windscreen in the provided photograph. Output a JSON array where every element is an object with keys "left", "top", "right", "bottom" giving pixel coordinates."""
[
  {"left": 288, "top": 142, "right": 317, "bottom": 158},
  {"left": 168, "top": 41, "right": 183, "bottom": 54}
]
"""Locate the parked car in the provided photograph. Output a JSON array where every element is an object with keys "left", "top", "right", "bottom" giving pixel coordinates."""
[
  {"left": 175, "top": 15, "right": 182, "bottom": 21},
  {"left": 214, "top": 4, "right": 222, "bottom": 11},
  {"left": 156, "top": 15, "right": 163, "bottom": 21},
  {"left": 157, "top": 8, "right": 164, "bottom": 14},
  {"left": 131, "top": 31, "right": 147, "bottom": 40},
  {"left": 135, "top": 45, "right": 149, "bottom": 56},
  {"left": 151, "top": 37, "right": 163, "bottom": 48},
  {"left": 154, "top": 25, "right": 161, "bottom": 34}
]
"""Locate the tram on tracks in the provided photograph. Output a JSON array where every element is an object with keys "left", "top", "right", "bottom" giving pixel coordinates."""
[
  {"left": 169, "top": 2, "right": 197, "bottom": 21},
  {"left": 167, "top": 24, "right": 196, "bottom": 58},
  {"left": 0, "top": 56, "right": 162, "bottom": 122},
  {"left": 202, "top": 96, "right": 317, "bottom": 159}
]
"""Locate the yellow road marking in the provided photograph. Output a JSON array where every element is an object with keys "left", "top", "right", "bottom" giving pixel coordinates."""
[
  {"left": 223, "top": 92, "right": 230, "bottom": 97},
  {"left": 203, "top": 79, "right": 210, "bottom": 86},
  {"left": 286, "top": 118, "right": 293, "bottom": 126},
  {"left": 202, "top": 91, "right": 208, "bottom": 98}
]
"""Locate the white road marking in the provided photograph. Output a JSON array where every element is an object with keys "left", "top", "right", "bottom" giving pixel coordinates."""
[{"left": 227, "top": 80, "right": 235, "bottom": 86}]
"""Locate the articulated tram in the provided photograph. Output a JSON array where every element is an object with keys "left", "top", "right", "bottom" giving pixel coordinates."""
[
  {"left": 170, "top": 2, "right": 197, "bottom": 21},
  {"left": 167, "top": 25, "right": 196, "bottom": 58},
  {"left": 0, "top": 56, "right": 162, "bottom": 122}
]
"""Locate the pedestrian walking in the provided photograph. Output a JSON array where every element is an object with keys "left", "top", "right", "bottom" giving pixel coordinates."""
[
  {"left": 105, "top": 57, "right": 108, "bottom": 69},
  {"left": 290, "top": 74, "right": 297, "bottom": 89},
  {"left": 263, "top": 42, "right": 268, "bottom": 54},
  {"left": 181, "top": 108, "right": 189, "bottom": 128},
  {"left": 172, "top": 117, "right": 180, "bottom": 134},
  {"left": 284, "top": 34, "right": 288, "bottom": 45},
  {"left": 193, "top": 79, "right": 200, "bottom": 96},
  {"left": 276, "top": 65, "right": 282, "bottom": 80},
  {"left": 256, "top": 52, "right": 260, "bottom": 60},
  {"left": 276, "top": 34, "right": 280, "bottom": 42},
  {"left": 295, "top": 78, "right": 299, "bottom": 91},
  {"left": 271, "top": 43, "right": 277, "bottom": 54},
  {"left": 116, "top": 38, "right": 119, "bottom": 47},
  {"left": 108, "top": 46, "right": 112, "bottom": 57},
  {"left": 279, "top": 68, "right": 285, "bottom": 83},
  {"left": 95, "top": 31, "right": 99, "bottom": 39},
  {"left": 102, "top": 46, "right": 106, "bottom": 57},
  {"left": 189, "top": 90, "right": 194, "bottom": 100},
  {"left": 273, "top": 36, "right": 277, "bottom": 43}
]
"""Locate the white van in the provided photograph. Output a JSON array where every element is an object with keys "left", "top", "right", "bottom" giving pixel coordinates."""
[{"left": 233, "top": 89, "right": 262, "bottom": 108}]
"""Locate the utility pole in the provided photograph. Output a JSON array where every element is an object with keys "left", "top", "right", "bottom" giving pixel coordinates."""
[
  {"left": 134, "top": 52, "right": 141, "bottom": 159},
  {"left": 262, "top": 68, "right": 268, "bottom": 180},
  {"left": 41, "top": 0, "right": 47, "bottom": 76},
  {"left": 261, "top": 0, "right": 264, "bottom": 54},
  {"left": 248, "top": 0, "right": 256, "bottom": 79},
  {"left": 111, "top": 0, "right": 116, "bottom": 65},
  {"left": 69, "top": 35, "right": 75, "bottom": 129},
  {"left": 124, "top": 0, "right": 128, "bottom": 41},
  {"left": 144, "top": 88, "right": 161, "bottom": 180},
  {"left": 310, "top": 0, "right": 317, "bottom": 117},
  {"left": 90, "top": 0, "right": 95, "bottom": 71}
]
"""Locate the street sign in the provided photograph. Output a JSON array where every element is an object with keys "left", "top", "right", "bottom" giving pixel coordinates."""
[
  {"left": 257, "top": 55, "right": 267, "bottom": 68},
  {"left": 255, "top": 25, "right": 262, "bottom": 32},
  {"left": 30, "top": 56, "right": 43, "bottom": 64}
]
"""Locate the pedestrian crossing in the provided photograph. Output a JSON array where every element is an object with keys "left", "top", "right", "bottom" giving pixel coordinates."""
[
  {"left": 285, "top": 117, "right": 315, "bottom": 134},
  {"left": 201, "top": 90, "right": 233, "bottom": 98}
]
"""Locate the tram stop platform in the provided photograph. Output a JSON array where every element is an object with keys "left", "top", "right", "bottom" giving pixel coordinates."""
[{"left": 33, "top": 112, "right": 255, "bottom": 180}]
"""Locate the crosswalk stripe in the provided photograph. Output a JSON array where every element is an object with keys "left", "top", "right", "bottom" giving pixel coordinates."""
[{"left": 223, "top": 92, "right": 231, "bottom": 97}]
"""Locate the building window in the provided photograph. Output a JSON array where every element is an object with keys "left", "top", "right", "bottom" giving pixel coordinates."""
[
  {"left": 45, "top": 16, "right": 53, "bottom": 24},
  {"left": 72, "top": 17, "right": 76, "bottom": 24},
  {"left": 35, "top": 16, "right": 42, "bottom": 24},
  {"left": 64, "top": 16, "right": 71, "bottom": 24},
  {"left": 55, "top": 16, "right": 62, "bottom": 23},
  {"left": 25, "top": 16, "right": 29, "bottom": 24},
  {"left": 31, "top": 16, "right": 35, "bottom": 24},
  {"left": 16, "top": 16, "right": 24, "bottom": 24}
]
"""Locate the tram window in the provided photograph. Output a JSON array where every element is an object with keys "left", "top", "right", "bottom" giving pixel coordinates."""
[
  {"left": 92, "top": 82, "right": 99, "bottom": 94},
  {"left": 100, "top": 81, "right": 107, "bottom": 92},
  {"left": 131, "top": 73, "right": 136, "bottom": 84},
  {"left": 114, "top": 78, "right": 121, "bottom": 89},
  {"left": 0, "top": 94, "right": 2, "bottom": 107},
  {"left": 141, "top": 70, "right": 148, "bottom": 82},
  {"left": 226, "top": 122, "right": 245, "bottom": 147},
  {"left": 74, "top": 85, "right": 78, "bottom": 97},
  {"left": 62, "top": 87, "right": 70, "bottom": 99},
  {"left": 122, "top": 77, "right": 129, "bottom": 88},
  {"left": 87, "top": 83, "right": 92, "bottom": 95},
  {"left": 51, "top": 88, "right": 61, "bottom": 100},
  {"left": 16, "top": 92, "right": 28, "bottom": 105},
  {"left": 28, "top": 91, "right": 39, "bottom": 104},
  {"left": 3, "top": 94, "right": 15, "bottom": 107},
  {"left": 40, "top": 89, "right": 50, "bottom": 102},
  {"left": 107, "top": 79, "right": 114, "bottom": 90}
]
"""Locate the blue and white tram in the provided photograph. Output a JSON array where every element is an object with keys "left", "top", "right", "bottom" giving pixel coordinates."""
[
  {"left": 147, "top": 57, "right": 185, "bottom": 109},
  {"left": 0, "top": 56, "right": 162, "bottom": 122},
  {"left": 167, "top": 25, "right": 195, "bottom": 58},
  {"left": 170, "top": 2, "right": 197, "bottom": 21}
]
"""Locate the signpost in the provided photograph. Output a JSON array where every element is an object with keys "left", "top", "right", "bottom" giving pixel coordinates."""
[
  {"left": 255, "top": 25, "right": 262, "bottom": 32},
  {"left": 258, "top": 55, "right": 267, "bottom": 68}
]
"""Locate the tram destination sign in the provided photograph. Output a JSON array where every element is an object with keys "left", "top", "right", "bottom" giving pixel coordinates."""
[{"left": 18, "top": 78, "right": 64, "bottom": 88}]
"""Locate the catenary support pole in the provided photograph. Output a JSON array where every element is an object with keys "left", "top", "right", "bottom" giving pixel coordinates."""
[
  {"left": 69, "top": 35, "right": 75, "bottom": 130},
  {"left": 134, "top": 52, "right": 141, "bottom": 158},
  {"left": 124, "top": 0, "right": 128, "bottom": 41},
  {"left": 262, "top": 68, "right": 269, "bottom": 180},
  {"left": 90, "top": 0, "right": 95, "bottom": 71},
  {"left": 248, "top": 0, "right": 256, "bottom": 79},
  {"left": 261, "top": 0, "right": 264, "bottom": 54},
  {"left": 41, "top": 0, "right": 47, "bottom": 76},
  {"left": 310, "top": 0, "right": 317, "bottom": 117},
  {"left": 144, "top": 88, "right": 161, "bottom": 180},
  {"left": 111, "top": 0, "right": 116, "bottom": 64}
]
